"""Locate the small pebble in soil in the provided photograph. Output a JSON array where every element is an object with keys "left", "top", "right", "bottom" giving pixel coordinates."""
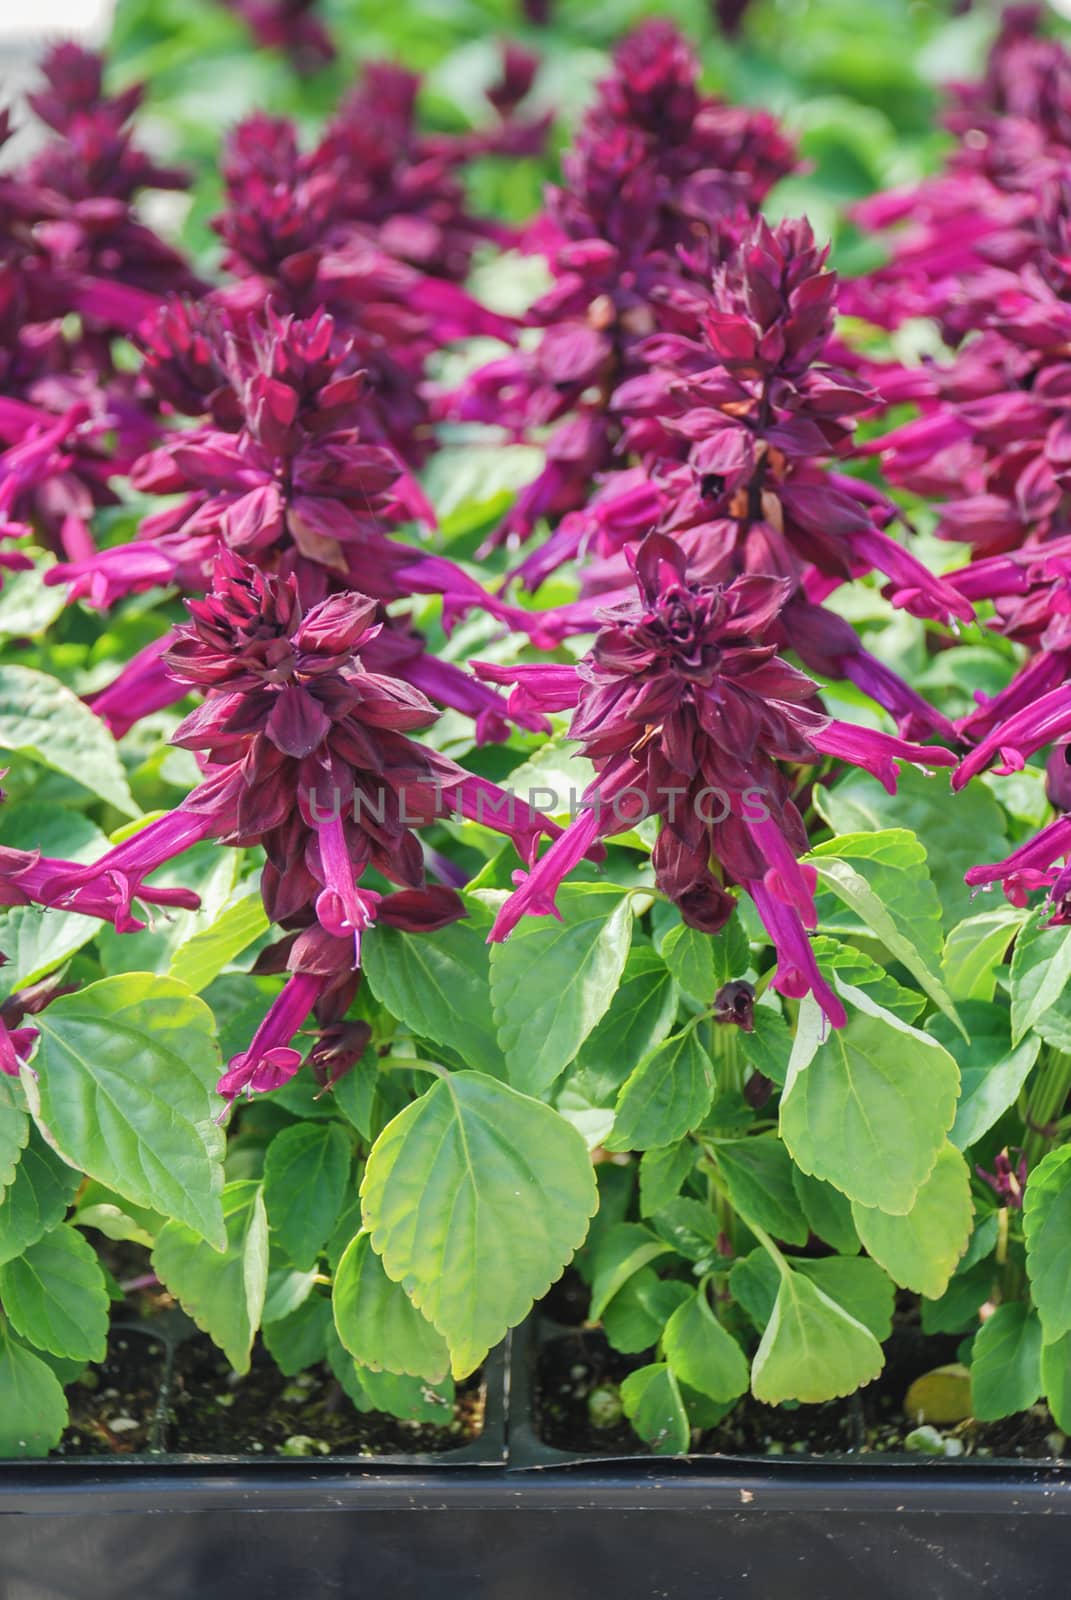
[
  {"left": 279, "top": 1435, "right": 329, "bottom": 1457},
  {"left": 587, "top": 1384, "right": 624, "bottom": 1429}
]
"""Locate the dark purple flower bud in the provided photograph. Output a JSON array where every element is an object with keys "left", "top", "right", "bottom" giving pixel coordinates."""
[{"left": 714, "top": 979, "right": 755, "bottom": 1031}]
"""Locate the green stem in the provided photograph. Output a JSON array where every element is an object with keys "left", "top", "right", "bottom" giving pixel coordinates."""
[
  {"left": 707, "top": 1022, "right": 743, "bottom": 1097},
  {"left": 1023, "top": 1048, "right": 1071, "bottom": 1169}
]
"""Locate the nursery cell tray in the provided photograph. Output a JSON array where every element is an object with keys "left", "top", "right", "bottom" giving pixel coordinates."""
[
  {"left": 2, "top": 1325, "right": 1071, "bottom": 1600},
  {"left": 1, "top": 1457, "right": 1070, "bottom": 1600}
]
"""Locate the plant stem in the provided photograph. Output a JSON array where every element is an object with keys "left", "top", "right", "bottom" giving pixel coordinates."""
[
  {"left": 1023, "top": 1047, "right": 1071, "bottom": 1169},
  {"left": 707, "top": 1020, "right": 743, "bottom": 1097}
]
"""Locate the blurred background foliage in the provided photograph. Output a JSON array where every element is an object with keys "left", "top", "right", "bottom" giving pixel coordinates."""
[{"left": 106, "top": 0, "right": 1025, "bottom": 274}]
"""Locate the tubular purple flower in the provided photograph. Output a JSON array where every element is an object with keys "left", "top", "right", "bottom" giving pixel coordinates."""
[{"left": 217, "top": 970, "right": 327, "bottom": 1102}]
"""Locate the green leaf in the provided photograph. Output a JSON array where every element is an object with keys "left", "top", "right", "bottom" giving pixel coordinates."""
[
  {"left": 362, "top": 911, "right": 504, "bottom": 1077},
  {"left": 794, "top": 1256, "right": 895, "bottom": 1343},
  {"left": 806, "top": 830, "right": 961, "bottom": 1028},
  {"left": 0, "top": 1127, "right": 80, "bottom": 1267},
  {"left": 620, "top": 1362, "right": 690, "bottom": 1455},
  {"left": 0, "top": 905, "right": 100, "bottom": 998},
  {"left": 71, "top": 1181, "right": 163, "bottom": 1249},
  {"left": 168, "top": 890, "right": 269, "bottom": 992},
  {"left": 28, "top": 974, "right": 226, "bottom": 1248},
  {"left": 729, "top": 1248, "right": 781, "bottom": 1331},
  {"left": 1024, "top": 1145, "right": 1071, "bottom": 1340},
  {"left": 0, "top": 1224, "right": 109, "bottom": 1362},
  {"left": 575, "top": 945, "right": 678, "bottom": 1093},
  {"left": 942, "top": 907, "right": 1027, "bottom": 1004},
  {"left": 639, "top": 1141, "right": 696, "bottom": 1218},
  {"left": 714, "top": 1137, "right": 809, "bottom": 1245},
  {"left": 589, "top": 1223, "right": 673, "bottom": 1320},
  {"left": 926, "top": 1003, "right": 1041, "bottom": 1152},
  {"left": 152, "top": 1181, "right": 268, "bottom": 1374},
  {"left": 601, "top": 1270, "right": 689, "bottom": 1354},
  {"left": 605, "top": 1028, "right": 714, "bottom": 1152},
  {"left": 1041, "top": 1329, "right": 1071, "bottom": 1433},
  {"left": 262, "top": 1122, "right": 352, "bottom": 1269},
  {"left": 0, "top": 665, "right": 138, "bottom": 816},
  {"left": 490, "top": 884, "right": 634, "bottom": 1093},
  {"left": 852, "top": 1142, "right": 972, "bottom": 1298},
  {"left": 648, "top": 1197, "right": 721, "bottom": 1264},
  {"left": 661, "top": 917, "right": 749, "bottom": 1003},
  {"left": 791, "top": 1167, "right": 859, "bottom": 1254},
  {"left": 1010, "top": 907, "right": 1071, "bottom": 1049},
  {"left": 750, "top": 1266, "right": 884, "bottom": 1405},
  {"left": 0, "top": 1076, "right": 29, "bottom": 1197},
  {"left": 742, "top": 1005, "right": 794, "bottom": 1086},
  {"left": 332, "top": 1232, "right": 450, "bottom": 1382},
  {"left": 780, "top": 987, "right": 960, "bottom": 1214},
  {"left": 0, "top": 1315, "right": 68, "bottom": 1457},
  {"left": 96, "top": 844, "right": 239, "bottom": 978},
  {"left": 361, "top": 1070, "right": 597, "bottom": 1377},
  {"left": 663, "top": 1288, "right": 749, "bottom": 1402},
  {"left": 263, "top": 1294, "right": 332, "bottom": 1377},
  {"left": 814, "top": 767, "right": 1008, "bottom": 931},
  {"left": 970, "top": 1302, "right": 1043, "bottom": 1421},
  {"left": 355, "top": 1364, "right": 456, "bottom": 1424},
  {"left": 812, "top": 935, "right": 925, "bottom": 1024}
]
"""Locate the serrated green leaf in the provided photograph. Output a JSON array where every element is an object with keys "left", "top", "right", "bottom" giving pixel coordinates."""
[
  {"left": 1024, "top": 1146, "right": 1071, "bottom": 1341},
  {"left": 71, "top": 1181, "right": 163, "bottom": 1250},
  {"left": 362, "top": 910, "right": 504, "bottom": 1077},
  {"left": 942, "top": 906, "right": 1027, "bottom": 1004},
  {"left": 262, "top": 1122, "right": 352, "bottom": 1269},
  {"left": 639, "top": 1141, "right": 696, "bottom": 1217},
  {"left": 0, "top": 1127, "right": 80, "bottom": 1267},
  {"left": 0, "top": 1076, "right": 29, "bottom": 1197},
  {"left": 791, "top": 1167, "right": 859, "bottom": 1254},
  {"left": 575, "top": 945, "right": 678, "bottom": 1094},
  {"left": 333, "top": 1232, "right": 450, "bottom": 1381},
  {"left": 806, "top": 830, "right": 961, "bottom": 1029},
  {"left": 601, "top": 1269, "right": 689, "bottom": 1354},
  {"left": 28, "top": 974, "right": 226, "bottom": 1248},
  {"left": 0, "top": 1224, "right": 109, "bottom": 1362},
  {"left": 814, "top": 768, "right": 1007, "bottom": 931},
  {"left": 729, "top": 1248, "right": 780, "bottom": 1330},
  {"left": 168, "top": 890, "right": 269, "bottom": 992},
  {"left": 152, "top": 1181, "right": 268, "bottom": 1373},
  {"left": 750, "top": 1267, "right": 884, "bottom": 1405},
  {"left": 780, "top": 987, "right": 959, "bottom": 1214},
  {"left": 605, "top": 1028, "right": 714, "bottom": 1152},
  {"left": 0, "top": 905, "right": 100, "bottom": 998},
  {"left": 852, "top": 1142, "right": 972, "bottom": 1298},
  {"left": 714, "top": 1136, "right": 809, "bottom": 1245},
  {"left": 812, "top": 934, "right": 925, "bottom": 1024},
  {"left": 589, "top": 1223, "right": 673, "bottom": 1320},
  {"left": 263, "top": 1295, "right": 332, "bottom": 1377},
  {"left": 927, "top": 1003, "right": 1040, "bottom": 1152},
  {"left": 794, "top": 1256, "right": 895, "bottom": 1342},
  {"left": 0, "top": 666, "right": 138, "bottom": 816},
  {"left": 1010, "top": 907, "right": 1071, "bottom": 1049},
  {"left": 971, "top": 1302, "right": 1043, "bottom": 1421},
  {"left": 1041, "top": 1330, "right": 1071, "bottom": 1433},
  {"left": 663, "top": 1288, "right": 749, "bottom": 1403},
  {"left": 361, "top": 1071, "right": 597, "bottom": 1377},
  {"left": 742, "top": 1005, "right": 793, "bottom": 1086},
  {"left": 661, "top": 917, "right": 748, "bottom": 1004},
  {"left": 620, "top": 1362, "right": 690, "bottom": 1455},
  {"left": 0, "top": 1315, "right": 68, "bottom": 1457},
  {"left": 490, "top": 885, "right": 634, "bottom": 1094}
]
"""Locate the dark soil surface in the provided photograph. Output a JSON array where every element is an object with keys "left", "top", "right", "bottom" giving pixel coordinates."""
[
  {"left": 533, "top": 1272, "right": 1067, "bottom": 1463},
  {"left": 59, "top": 1323, "right": 484, "bottom": 1458},
  {"left": 54, "top": 1241, "right": 484, "bottom": 1460}
]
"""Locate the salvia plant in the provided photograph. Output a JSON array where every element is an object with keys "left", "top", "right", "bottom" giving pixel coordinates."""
[{"left": 4, "top": 5, "right": 1071, "bottom": 1461}]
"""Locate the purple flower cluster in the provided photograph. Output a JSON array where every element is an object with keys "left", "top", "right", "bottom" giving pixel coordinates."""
[
  {"left": 1, "top": 20, "right": 992, "bottom": 1098},
  {"left": 444, "top": 21, "right": 796, "bottom": 548},
  {"left": 850, "top": 11, "right": 1071, "bottom": 921}
]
